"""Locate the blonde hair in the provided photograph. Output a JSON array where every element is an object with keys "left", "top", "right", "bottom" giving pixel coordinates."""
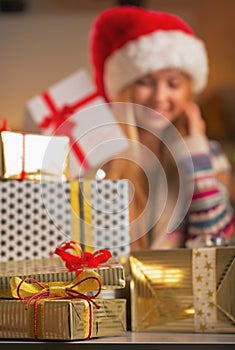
[
  {"left": 101, "top": 87, "right": 151, "bottom": 249},
  {"left": 102, "top": 86, "right": 184, "bottom": 249}
]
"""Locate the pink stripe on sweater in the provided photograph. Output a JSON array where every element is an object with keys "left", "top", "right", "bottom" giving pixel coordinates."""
[
  {"left": 192, "top": 188, "right": 219, "bottom": 200},
  {"left": 195, "top": 174, "right": 214, "bottom": 180}
]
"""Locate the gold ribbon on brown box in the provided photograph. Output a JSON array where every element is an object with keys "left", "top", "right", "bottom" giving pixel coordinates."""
[{"left": 9, "top": 269, "right": 102, "bottom": 339}]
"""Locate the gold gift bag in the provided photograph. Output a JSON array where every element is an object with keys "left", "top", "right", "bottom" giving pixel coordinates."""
[{"left": 130, "top": 247, "right": 235, "bottom": 333}]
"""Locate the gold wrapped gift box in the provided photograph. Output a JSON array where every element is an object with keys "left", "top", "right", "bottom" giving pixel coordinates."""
[
  {"left": 0, "top": 298, "right": 126, "bottom": 340},
  {"left": 0, "top": 257, "right": 126, "bottom": 298},
  {"left": 0, "top": 131, "right": 69, "bottom": 181},
  {"left": 130, "top": 247, "right": 235, "bottom": 333}
]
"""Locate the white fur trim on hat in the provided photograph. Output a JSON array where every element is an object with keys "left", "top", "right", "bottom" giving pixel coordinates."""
[{"left": 104, "top": 30, "right": 209, "bottom": 100}]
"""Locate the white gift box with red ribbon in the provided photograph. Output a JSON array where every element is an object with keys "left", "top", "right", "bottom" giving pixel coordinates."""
[{"left": 23, "top": 69, "right": 129, "bottom": 179}]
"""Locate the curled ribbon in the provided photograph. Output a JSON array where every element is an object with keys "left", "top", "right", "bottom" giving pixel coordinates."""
[
  {"left": 54, "top": 240, "right": 112, "bottom": 272},
  {"left": 9, "top": 269, "right": 102, "bottom": 340}
]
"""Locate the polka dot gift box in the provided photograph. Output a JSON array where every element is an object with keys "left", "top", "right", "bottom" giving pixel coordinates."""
[
  {"left": 0, "top": 180, "right": 72, "bottom": 261},
  {"left": 0, "top": 179, "right": 130, "bottom": 261},
  {"left": 69, "top": 179, "right": 130, "bottom": 260}
]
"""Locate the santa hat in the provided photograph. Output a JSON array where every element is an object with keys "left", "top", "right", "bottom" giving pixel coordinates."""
[{"left": 89, "top": 6, "right": 209, "bottom": 101}]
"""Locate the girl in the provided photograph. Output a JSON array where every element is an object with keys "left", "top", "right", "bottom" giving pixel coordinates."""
[{"left": 88, "top": 6, "right": 234, "bottom": 250}]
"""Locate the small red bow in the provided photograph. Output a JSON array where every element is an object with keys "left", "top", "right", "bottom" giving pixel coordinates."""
[{"left": 54, "top": 240, "right": 112, "bottom": 272}]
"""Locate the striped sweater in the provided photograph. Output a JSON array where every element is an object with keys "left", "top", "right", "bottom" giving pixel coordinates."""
[{"left": 184, "top": 134, "right": 234, "bottom": 248}]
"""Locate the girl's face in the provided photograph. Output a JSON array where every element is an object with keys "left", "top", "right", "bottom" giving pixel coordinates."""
[{"left": 130, "top": 69, "right": 193, "bottom": 130}]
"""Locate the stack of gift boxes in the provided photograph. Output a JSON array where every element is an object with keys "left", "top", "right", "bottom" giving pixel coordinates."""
[
  {"left": 0, "top": 69, "right": 130, "bottom": 262},
  {"left": 0, "top": 246, "right": 127, "bottom": 340},
  {"left": 1, "top": 68, "right": 235, "bottom": 340},
  {"left": 0, "top": 69, "right": 130, "bottom": 340}
]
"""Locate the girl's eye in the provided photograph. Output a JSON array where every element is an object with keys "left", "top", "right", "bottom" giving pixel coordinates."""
[
  {"left": 168, "top": 79, "right": 182, "bottom": 89},
  {"left": 135, "top": 78, "right": 155, "bottom": 87}
]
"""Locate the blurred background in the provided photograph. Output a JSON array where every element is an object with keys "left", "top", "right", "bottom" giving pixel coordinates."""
[{"left": 0, "top": 0, "right": 235, "bottom": 202}]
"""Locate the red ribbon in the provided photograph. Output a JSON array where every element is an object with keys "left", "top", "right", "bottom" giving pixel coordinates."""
[
  {"left": 16, "top": 275, "right": 101, "bottom": 340},
  {"left": 0, "top": 120, "right": 25, "bottom": 180},
  {"left": 54, "top": 240, "right": 112, "bottom": 273},
  {"left": 0, "top": 119, "right": 9, "bottom": 132},
  {"left": 20, "top": 132, "right": 26, "bottom": 181},
  {"left": 39, "top": 91, "right": 99, "bottom": 171}
]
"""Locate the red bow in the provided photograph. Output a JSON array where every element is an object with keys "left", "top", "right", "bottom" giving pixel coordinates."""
[{"left": 54, "top": 240, "right": 112, "bottom": 272}]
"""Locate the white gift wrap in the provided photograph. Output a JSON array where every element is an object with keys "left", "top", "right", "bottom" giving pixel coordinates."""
[
  {"left": 23, "top": 69, "right": 129, "bottom": 179},
  {"left": 0, "top": 180, "right": 72, "bottom": 261},
  {"left": 69, "top": 179, "right": 131, "bottom": 259},
  {"left": 90, "top": 180, "right": 130, "bottom": 259},
  {"left": 0, "top": 179, "right": 131, "bottom": 262}
]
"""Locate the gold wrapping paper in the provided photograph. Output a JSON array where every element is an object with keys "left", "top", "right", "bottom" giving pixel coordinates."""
[
  {"left": 0, "top": 298, "right": 126, "bottom": 340},
  {"left": 71, "top": 180, "right": 93, "bottom": 252},
  {"left": 0, "top": 257, "right": 125, "bottom": 297},
  {"left": 0, "top": 131, "right": 69, "bottom": 180},
  {"left": 130, "top": 247, "right": 235, "bottom": 333}
]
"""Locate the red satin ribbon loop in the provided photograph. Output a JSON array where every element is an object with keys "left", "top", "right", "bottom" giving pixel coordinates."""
[{"left": 54, "top": 240, "right": 112, "bottom": 272}]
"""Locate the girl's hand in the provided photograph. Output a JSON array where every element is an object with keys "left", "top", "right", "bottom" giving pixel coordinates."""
[{"left": 174, "top": 102, "right": 206, "bottom": 137}]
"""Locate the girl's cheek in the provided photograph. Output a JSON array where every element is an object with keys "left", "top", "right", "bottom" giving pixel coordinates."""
[{"left": 133, "top": 86, "right": 154, "bottom": 103}]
